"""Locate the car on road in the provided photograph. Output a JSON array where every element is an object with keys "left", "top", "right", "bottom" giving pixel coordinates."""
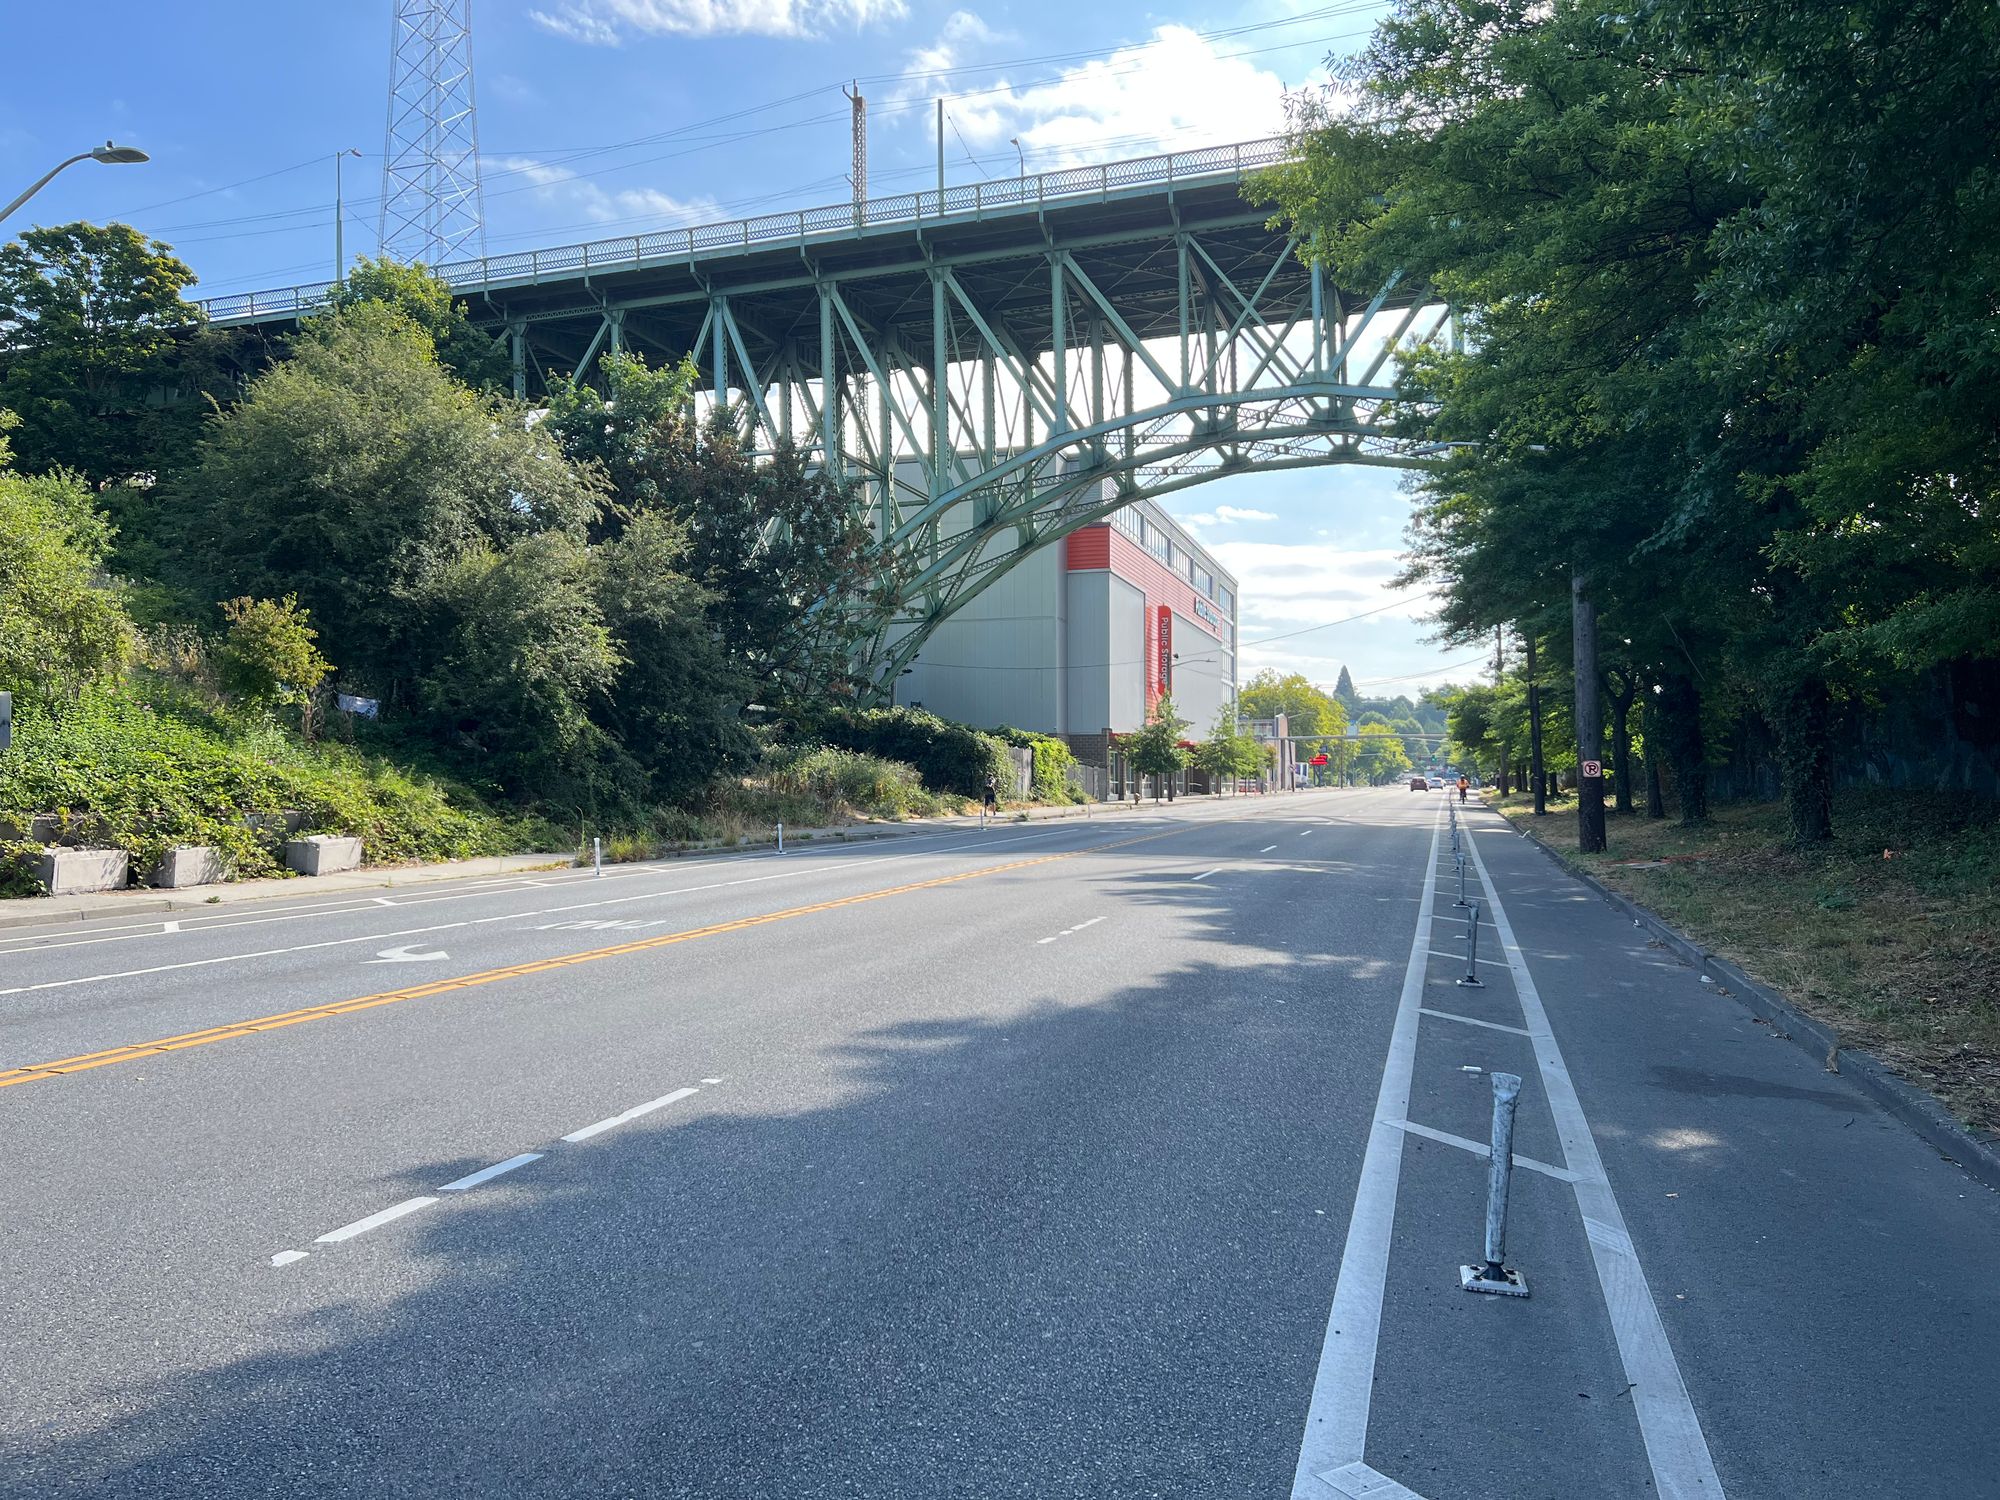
[
  {"left": 1408, "top": 775, "right": 1429, "bottom": 791},
  {"left": 1426, "top": 775, "right": 1445, "bottom": 790}
]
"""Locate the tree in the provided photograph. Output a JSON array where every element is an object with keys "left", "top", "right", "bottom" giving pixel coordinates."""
[
  {"left": 547, "top": 353, "right": 892, "bottom": 705},
  {"left": 589, "top": 511, "right": 754, "bottom": 806},
  {"left": 0, "top": 418, "right": 130, "bottom": 703},
  {"left": 326, "top": 257, "right": 509, "bottom": 391},
  {"left": 216, "top": 594, "right": 331, "bottom": 710},
  {"left": 1191, "top": 705, "right": 1260, "bottom": 793},
  {"left": 175, "top": 301, "right": 603, "bottom": 708},
  {"left": 0, "top": 223, "right": 203, "bottom": 484},
  {"left": 1333, "top": 665, "right": 1358, "bottom": 710},
  {"left": 1241, "top": 668, "right": 1351, "bottom": 777},
  {"left": 1125, "top": 696, "right": 1191, "bottom": 799},
  {"left": 409, "top": 534, "right": 621, "bottom": 799},
  {"left": 1354, "top": 722, "right": 1412, "bottom": 785}
]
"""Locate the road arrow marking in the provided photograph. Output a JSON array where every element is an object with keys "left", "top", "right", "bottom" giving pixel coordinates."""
[{"left": 367, "top": 944, "right": 450, "bottom": 964}]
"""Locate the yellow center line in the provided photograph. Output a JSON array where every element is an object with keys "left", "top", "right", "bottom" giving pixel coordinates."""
[{"left": 0, "top": 821, "right": 1202, "bottom": 1094}]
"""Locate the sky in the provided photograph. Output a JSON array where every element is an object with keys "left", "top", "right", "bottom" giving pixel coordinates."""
[{"left": 0, "top": 0, "right": 1474, "bottom": 702}]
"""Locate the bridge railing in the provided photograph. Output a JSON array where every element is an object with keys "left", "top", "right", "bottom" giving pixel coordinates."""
[{"left": 197, "top": 136, "right": 1292, "bottom": 324}]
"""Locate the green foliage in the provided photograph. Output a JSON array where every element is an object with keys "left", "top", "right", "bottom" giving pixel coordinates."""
[
  {"left": 325, "top": 257, "right": 510, "bottom": 390},
  {"left": 547, "top": 352, "right": 892, "bottom": 705},
  {"left": 215, "top": 594, "right": 330, "bottom": 708},
  {"left": 1241, "top": 668, "right": 1353, "bottom": 778},
  {"left": 1355, "top": 722, "right": 1413, "bottom": 784},
  {"left": 992, "top": 725, "right": 1082, "bottom": 802},
  {"left": 0, "top": 429, "right": 132, "bottom": 703},
  {"left": 1190, "top": 705, "right": 1263, "bottom": 787},
  {"left": 589, "top": 510, "right": 754, "bottom": 807},
  {"left": 810, "top": 705, "right": 1011, "bottom": 798},
  {"left": 762, "top": 744, "right": 951, "bottom": 820},
  {"left": 0, "top": 222, "right": 203, "bottom": 484},
  {"left": 0, "top": 681, "right": 547, "bottom": 886},
  {"left": 1125, "top": 696, "right": 1192, "bottom": 781},
  {"left": 176, "top": 302, "right": 603, "bottom": 687},
  {"left": 1260, "top": 0, "right": 2000, "bottom": 839}
]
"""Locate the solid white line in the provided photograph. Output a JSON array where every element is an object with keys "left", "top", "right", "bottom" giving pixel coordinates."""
[
  {"left": 314, "top": 1196, "right": 438, "bottom": 1244},
  {"left": 439, "top": 1152, "right": 543, "bottom": 1191},
  {"left": 562, "top": 1086, "right": 699, "bottom": 1143},
  {"left": 1290, "top": 808, "right": 1442, "bottom": 1497},
  {"left": 1418, "top": 1007, "right": 1530, "bottom": 1037},
  {"left": 1382, "top": 1118, "right": 1582, "bottom": 1183},
  {"left": 269, "top": 1250, "right": 309, "bottom": 1268},
  {"left": 1462, "top": 832, "right": 1725, "bottom": 1498}
]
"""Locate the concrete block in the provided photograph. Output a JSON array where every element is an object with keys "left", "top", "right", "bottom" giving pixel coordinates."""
[
  {"left": 283, "top": 835, "right": 363, "bottom": 876},
  {"left": 150, "top": 845, "right": 228, "bottom": 889},
  {"left": 34, "top": 848, "right": 130, "bottom": 895}
]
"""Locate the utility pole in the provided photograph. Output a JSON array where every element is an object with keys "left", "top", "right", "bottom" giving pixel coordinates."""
[
  {"left": 334, "top": 148, "right": 361, "bottom": 283},
  {"left": 1493, "top": 627, "right": 1509, "bottom": 796},
  {"left": 844, "top": 84, "right": 867, "bottom": 227},
  {"left": 1525, "top": 630, "right": 1546, "bottom": 815},
  {"left": 936, "top": 99, "right": 945, "bottom": 208},
  {"left": 1572, "top": 574, "right": 1606, "bottom": 852}
]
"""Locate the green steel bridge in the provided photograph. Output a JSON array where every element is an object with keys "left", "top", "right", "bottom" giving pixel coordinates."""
[{"left": 205, "top": 137, "right": 1446, "bottom": 690}]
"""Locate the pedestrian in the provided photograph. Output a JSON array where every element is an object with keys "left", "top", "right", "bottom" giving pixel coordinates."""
[{"left": 983, "top": 773, "right": 999, "bottom": 816}]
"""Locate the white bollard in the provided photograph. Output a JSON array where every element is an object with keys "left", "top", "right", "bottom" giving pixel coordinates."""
[
  {"left": 592, "top": 836, "right": 602, "bottom": 878},
  {"left": 1461, "top": 1071, "right": 1529, "bottom": 1296},
  {"left": 776, "top": 821, "right": 784, "bottom": 854},
  {"left": 1454, "top": 852, "right": 1471, "bottom": 909},
  {"left": 1455, "top": 900, "right": 1485, "bottom": 987}
]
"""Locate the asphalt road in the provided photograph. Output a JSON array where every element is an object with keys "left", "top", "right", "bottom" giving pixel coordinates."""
[{"left": 2, "top": 789, "right": 1994, "bottom": 1499}]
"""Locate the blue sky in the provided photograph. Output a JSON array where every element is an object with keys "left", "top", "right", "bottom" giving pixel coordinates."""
[{"left": 0, "top": 0, "right": 1474, "bottom": 701}]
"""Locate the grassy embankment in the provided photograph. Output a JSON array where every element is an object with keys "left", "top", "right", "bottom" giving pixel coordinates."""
[
  {"left": 1489, "top": 787, "right": 2000, "bottom": 1131},
  {"left": 0, "top": 683, "right": 993, "bottom": 891}
]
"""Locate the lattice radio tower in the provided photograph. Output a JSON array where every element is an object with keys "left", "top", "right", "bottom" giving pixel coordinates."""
[{"left": 378, "top": 0, "right": 486, "bottom": 266}]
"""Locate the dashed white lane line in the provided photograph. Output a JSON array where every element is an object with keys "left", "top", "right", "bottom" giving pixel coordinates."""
[
  {"left": 440, "top": 1152, "right": 542, "bottom": 1192},
  {"left": 269, "top": 1250, "right": 309, "bottom": 1268},
  {"left": 315, "top": 1196, "right": 438, "bottom": 1244},
  {"left": 1037, "top": 915, "right": 1107, "bottom": 944},
  {"left": 562, "top": 1086, "right": 700, "bottom": 1143},
  {"left": 1261, "top": 845, "right": 1279, "bottom": 853},
  {"left": 1190, "top": 867, "right": 1225, "bottom": 882},
  {"left": 371, "top": 897, "right": 397, "bottom": 906},
  {"left": 1299, "top": 829, "right": 1312, "bottom": 836}
]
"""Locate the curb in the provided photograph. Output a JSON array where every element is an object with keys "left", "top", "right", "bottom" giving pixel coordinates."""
[{"left": 1488, "top": 802, "right": 2000, "bottom": 1195}]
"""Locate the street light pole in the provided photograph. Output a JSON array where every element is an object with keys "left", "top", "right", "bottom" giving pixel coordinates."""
[
  {"left": 1, "top": 142, "right": 149, "bottom": 225},
  {"left": 334, "top": 149, "right": 362, "bottom": 284},
  {"left": 1011, "top": 137, "right": 1025, "bottom": 180}
]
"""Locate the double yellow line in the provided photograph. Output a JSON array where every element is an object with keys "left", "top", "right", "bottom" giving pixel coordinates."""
[{"left": 0, "top": 822, "right": 1193, "bottom": 1094}]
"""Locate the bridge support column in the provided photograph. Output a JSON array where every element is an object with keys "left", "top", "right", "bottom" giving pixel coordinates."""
[{"left": 508, "top": 321, "right": 526, "bottom": 399}]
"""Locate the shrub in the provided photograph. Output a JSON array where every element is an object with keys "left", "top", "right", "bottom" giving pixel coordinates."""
[
  {"left": 810, "top": 706, "right": 1011, "bottom": 798},
  {"left": 993, "top": 725, "right": 1082, "bottom": 803},
  {"left": 216, "top": 594, "right": 332, "bottom": 708},
  {"left": 763, "top": 744, "right": 947, "bottom": 819}
]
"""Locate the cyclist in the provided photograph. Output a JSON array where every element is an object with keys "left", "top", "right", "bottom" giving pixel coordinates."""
[{"left": 1456, "top": 774, "right": 1470, "bottom": 805}]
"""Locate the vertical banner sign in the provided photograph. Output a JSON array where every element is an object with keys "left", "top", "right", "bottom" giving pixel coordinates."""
[
  {"left": 1157, "top": 607, "right": 1173, "bottom": 699},
  {"left": 1144, "top": 604, "right": 1161, "bottom": 712}
]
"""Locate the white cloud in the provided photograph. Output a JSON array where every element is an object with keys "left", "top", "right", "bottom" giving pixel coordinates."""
[
  {"left": 492, "top": 156, "right": 718, "bottom": 227},
  {"left": 530, "top": 0, "right": 906, "bottom": 42},
  {"left": 1179, "top": 504, "right": 1278, "bottom": 530},
  {"left": 917, "top": 24, "right": 1296, "bottom": 170},
  {"left": 904, "top": 9, "right": 999, "bottom": 81}
]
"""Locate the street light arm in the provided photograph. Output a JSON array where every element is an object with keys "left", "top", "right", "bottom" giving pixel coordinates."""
[{"left": 0, "top": 154, "right": 92, "bottom": 225}]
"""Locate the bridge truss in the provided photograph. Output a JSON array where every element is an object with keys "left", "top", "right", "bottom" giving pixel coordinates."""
[{"left": 206, "top": 140, "right": 1450, "bottom": 695}]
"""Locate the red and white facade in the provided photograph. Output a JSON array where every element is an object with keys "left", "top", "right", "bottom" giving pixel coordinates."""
[{"left": 898, "top": 498, "right": 1238, "bottom": 761}]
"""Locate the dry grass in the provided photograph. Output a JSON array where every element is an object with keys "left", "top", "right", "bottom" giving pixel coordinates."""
[{"left": 1492, "top": 788, "right": 2000, "bottom": 1132}]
